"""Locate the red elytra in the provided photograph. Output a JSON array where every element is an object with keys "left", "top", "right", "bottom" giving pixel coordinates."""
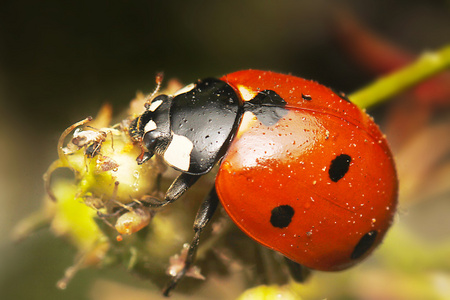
[{"left": 215, "top": 70, "right": 398, "bottom": 271}]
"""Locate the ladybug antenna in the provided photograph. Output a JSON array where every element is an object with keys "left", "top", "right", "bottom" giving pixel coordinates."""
[{"left": 144, "top": 72, "right": 164, "bottom": 106}]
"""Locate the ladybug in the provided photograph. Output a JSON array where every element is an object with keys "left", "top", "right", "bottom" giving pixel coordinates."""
[{"left": 129, "top": 70, "right": 398, "bottom": 296}]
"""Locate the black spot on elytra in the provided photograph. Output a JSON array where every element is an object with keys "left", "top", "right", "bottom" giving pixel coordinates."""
[
  {"left": 270, "top": 205, "right": 295, "bottom": 228},
  {"left": 330, "top": 88, "right": 352, "bottom": 103},
  {"left": 302, "top": 93, "right": 312, "bottom": 101},
  {"left": 244, "top": 90, "right": 288, "bottom": 127},
  {"left": 351, "top": 230, "right": 378, "bottom": 260},
  {"left": 329, "top": 154, "right": 351, "bottom": 182},
  {"left": 338, "top": 91, "right": 351, "bottom": 103},
  {"left": 249, "top": 90, "right": 286, "bottom": 106}
]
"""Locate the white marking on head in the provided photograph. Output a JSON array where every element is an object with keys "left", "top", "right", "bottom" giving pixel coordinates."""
[
  {"left": 144, "top": 120, "right": 157, "bottom": 133},
  {"left": 173, "top": 83, "right": 195, "bottom": 96},
  {"left": 148, "top": 99, "right": 163, "bottom": 112},
  {"left": 237, "top": 84, "right": 258, "bottom": 101},
  {"left": 163, "top": 133, "right": 194, "bottom": 171}
]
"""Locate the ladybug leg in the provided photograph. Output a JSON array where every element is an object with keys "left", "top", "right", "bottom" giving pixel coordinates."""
[
  {"left": 141, "top": 173, "right": 201, "bottom": 208},
  {"left": 163, "top": 187, "right": 219, "bottom": 297},
  {"left": 284, "top": 257, "right": 311, "bottom": 283}
]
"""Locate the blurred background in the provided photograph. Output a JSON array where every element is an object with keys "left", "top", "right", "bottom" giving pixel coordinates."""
[{"left": 1, "top": 1, "right": 449, "bottom": 299}]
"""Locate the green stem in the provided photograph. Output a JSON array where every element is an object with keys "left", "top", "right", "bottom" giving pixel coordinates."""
[{"left": 349, "top": 45, "right": 450, "bottom": 108}]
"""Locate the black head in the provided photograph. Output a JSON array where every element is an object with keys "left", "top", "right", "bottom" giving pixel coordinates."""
[{"left": 129, "top": 94, "right": 172, "bottom": 164}]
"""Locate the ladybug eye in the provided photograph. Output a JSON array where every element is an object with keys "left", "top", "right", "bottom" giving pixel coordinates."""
[
  {"left": 143, "top": 130, "right": 161, "bottom": 152},
  {"left": 328, "top": 154, "right": 351, "bottom": 182},
  {"left": 351, "top": 230, "right": 378, "bottom": 260},
  {"left": 270, "top": 205, "right": 295, "bottom": 228}
]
